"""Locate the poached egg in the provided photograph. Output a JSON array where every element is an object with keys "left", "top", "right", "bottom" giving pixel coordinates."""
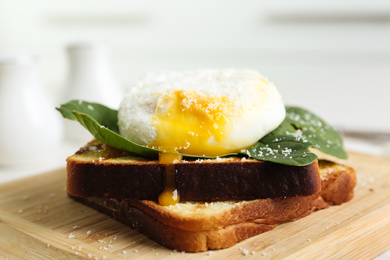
[{"left": 118, "top": 69, "right": 285, "bottom": 157}]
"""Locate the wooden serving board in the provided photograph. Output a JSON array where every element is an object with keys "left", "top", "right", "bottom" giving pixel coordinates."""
[{"left": 0, "top": 151, "right": 390, "bottom": 259}]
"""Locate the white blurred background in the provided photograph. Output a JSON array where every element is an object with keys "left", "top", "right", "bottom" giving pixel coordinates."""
[{"left": 1, "top": 0, "right": 389, "bottom": 132}]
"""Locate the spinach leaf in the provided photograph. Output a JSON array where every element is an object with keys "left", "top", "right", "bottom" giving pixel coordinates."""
[
  {"left": 240, "top": 135, "right": 318, "bottom": 166},
  {"left": 271, "top": 106, "right": 348, "bottom": 159},
  {"left": 56, "top": 100, "right": 119, "bottom": 133},
  {"left": 56, "top": 100, "right": 160, "bottom": 158}
]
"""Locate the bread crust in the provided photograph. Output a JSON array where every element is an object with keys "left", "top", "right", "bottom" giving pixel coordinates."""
[
  {"left": 68, "top": 159, "right": 356, "bottom": 252},
  {"left": 66, "top": 140, "right": 321, "bottom": 201},
  {"left": 69, "top": 191, "right": 329, "bottom": 252},
  {"left": 319, "top": 160, "right": 357, "bottom": 205},
  {"left": 71, "top": 194, "right": 279, "bottom": 252},
  {"left": 66, "top": 140, "right": 356, "bottom": 252}
]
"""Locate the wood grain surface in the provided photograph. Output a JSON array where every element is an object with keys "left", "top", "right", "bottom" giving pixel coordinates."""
[{"left": 0, "top": 151, "right": 389, "bottom": 259}]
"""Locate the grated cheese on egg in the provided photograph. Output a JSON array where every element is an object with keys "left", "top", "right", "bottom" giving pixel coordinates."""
[{"left": 118, "top": 69, "right": 285, "bottom": 156}]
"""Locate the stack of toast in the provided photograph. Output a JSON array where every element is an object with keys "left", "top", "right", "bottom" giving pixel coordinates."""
[{"left": 67, "top": 139, "right": 356, "bottom": 252}]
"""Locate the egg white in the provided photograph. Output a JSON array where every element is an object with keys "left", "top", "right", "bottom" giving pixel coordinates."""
[{"left": 118, "top": 69, "right": 285, "bottom": 155}]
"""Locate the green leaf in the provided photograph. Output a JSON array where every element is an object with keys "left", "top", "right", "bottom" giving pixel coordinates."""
[
  {"left": 56, "top": 100, "right": 119, "bottom": 133},
  {"left": 241, "top": 135, "right": 318, "bottom": 166},
  {"left": 270, "top": 106, "right": 348, "bottom": 159},
  {"left": 56, "top": 100, "right": 160, "bottom": 159},
  {"left": 56, "top": 101, "right": 347, "bottom": 166}
]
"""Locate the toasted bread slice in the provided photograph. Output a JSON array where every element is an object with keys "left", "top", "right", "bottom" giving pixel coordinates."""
[
  {"left": 67, "top": 141, "right": 356, "bottom": 252},
  {"left": 70, "top": 160, "right": 355, "bottom": 252},
  {"left": 67, "top": 140, "right": 321, "bottom": 201}
]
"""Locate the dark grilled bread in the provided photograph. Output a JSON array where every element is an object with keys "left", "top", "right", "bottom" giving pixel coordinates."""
[
  {"left": 69, "top": 158, "right": 356, "bottom": 252},
  {"left": 66, "top": 139, "right": 321, "bottom": 201}
]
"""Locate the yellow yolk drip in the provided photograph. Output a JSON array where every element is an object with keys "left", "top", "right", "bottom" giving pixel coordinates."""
[
  {"left": 158, "top": 151, "right": 182, "bottom": 206},
  {"left": 149, "top": 90, "right": 232, "bottom": 156},
  {"left": 153, "top": 90, "right": 233, "bottom": 205}
]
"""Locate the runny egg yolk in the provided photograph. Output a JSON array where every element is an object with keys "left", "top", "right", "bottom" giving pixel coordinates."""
[
  {"left": 118, "top": 70, "right": 287, "bottom": 206},
  {"left": 158, "top": 151, "right": 182, "bottom": 206},
  {"left": 152, "top": 90, "right": 233, "bottom": 205},
  {"left": 149, "top": 90, "right": 232, "bottom": 156}
]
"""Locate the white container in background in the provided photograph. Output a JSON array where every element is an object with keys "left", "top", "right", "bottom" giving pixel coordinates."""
[
  {"left": 63, "top": 42, "right": 123, "bottom": 143},
  {"left": 0, "top": 55, "right": 63, "bottom": 165}
]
